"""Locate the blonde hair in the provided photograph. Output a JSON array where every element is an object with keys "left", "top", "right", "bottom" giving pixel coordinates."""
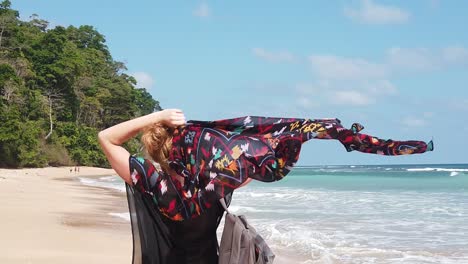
[{"left": 141, "top": 123, "right": 174, "bottom": 172}]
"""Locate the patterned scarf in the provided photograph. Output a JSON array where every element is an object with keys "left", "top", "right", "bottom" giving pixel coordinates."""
[{"left": 135, "top": 116, "right": 430, "bottom": 220}]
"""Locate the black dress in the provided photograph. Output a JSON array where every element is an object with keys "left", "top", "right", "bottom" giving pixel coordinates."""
[{"left": 126, "top": 182, "right": 231, "bottom": 264}]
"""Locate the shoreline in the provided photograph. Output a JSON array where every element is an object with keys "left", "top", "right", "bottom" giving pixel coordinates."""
[
  {"left": 0, "top": 166, "right": 132, "bottom": 264},
  {"left": 0, "top": 166, "right": 310, "bottom": 264}
]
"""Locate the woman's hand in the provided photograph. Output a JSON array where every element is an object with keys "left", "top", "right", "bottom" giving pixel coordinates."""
[
  {"left": 98, "top": 108, "right": 185, "bottom": 184},
  {"left": 159, "top": 109, "right": 186, "bottom": 127}
]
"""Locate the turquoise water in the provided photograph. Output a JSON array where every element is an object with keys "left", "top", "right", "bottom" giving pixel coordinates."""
[
  {"left": 228, "top": 164, "right": 468, "bottom": 263},
  {"left": 81, "top": 164, "right": 468, "bottom": 263},
  {"left": 273, "top": 164, "right": 468, "bottom": 191}
]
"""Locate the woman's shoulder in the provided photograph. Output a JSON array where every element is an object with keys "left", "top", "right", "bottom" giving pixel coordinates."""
[
  {"left": 130, "top": 155, "right": 164, "bottom": 171},
  {"left": 129, "top": 155, "right": 165, "bottom": 191}
]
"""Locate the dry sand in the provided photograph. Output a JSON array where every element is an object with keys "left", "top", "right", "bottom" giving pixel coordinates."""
[
  {"left": 0, "top": 167, "right": 299, "bottom": 264},
  {"left": 0, "top": 167, "right": 132, "bottom": 264}
]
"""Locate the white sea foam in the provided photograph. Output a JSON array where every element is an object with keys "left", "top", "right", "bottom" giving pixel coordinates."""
[
  {"left": 247, "top": 218, "right": 468, "bottom": 264},
  {"left": 450, "top": 171, "right": 459, "bottom": 177},
  {"left": 78, "top": 176, "right": 126, "bottom": 192},
  {"left": 228, "top": 182, "right": 468, "bottom": 263},
  {"left": 243, "top": 218, "right": 468, "bottom": 264},
  {"left": 227, "top": 205, "right": 268, "bottom": 213},
  {"left": 421, "top": 207, "right": 464, "bottom": 217},
  {"left": 406, "top": 167, "right": 468, "bottom": 172}
]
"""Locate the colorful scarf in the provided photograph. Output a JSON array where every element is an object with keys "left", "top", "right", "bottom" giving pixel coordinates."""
[{"left": 130, "top": 116, "right": 433, "bottom": 221}]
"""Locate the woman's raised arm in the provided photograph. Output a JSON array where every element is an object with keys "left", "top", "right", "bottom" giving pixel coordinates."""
[{"left": 98, "top": 109, "right": 185, "bottom": 184}]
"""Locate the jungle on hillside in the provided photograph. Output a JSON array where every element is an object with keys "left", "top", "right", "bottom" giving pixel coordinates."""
[{"left": 0, "top": 0, "right": 160, "bottom": 168}]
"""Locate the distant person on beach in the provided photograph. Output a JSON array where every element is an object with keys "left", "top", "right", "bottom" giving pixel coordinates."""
[{"left": 98, "top": 109, "right": 432, "bottom": 264}]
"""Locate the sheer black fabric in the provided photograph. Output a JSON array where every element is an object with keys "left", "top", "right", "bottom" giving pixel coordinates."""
[
  {"left": 126, "top": 183, "right": 173, "bottom": 264},
  {"left": 126, "top": 183, "right": 232, "bottom": 264}
]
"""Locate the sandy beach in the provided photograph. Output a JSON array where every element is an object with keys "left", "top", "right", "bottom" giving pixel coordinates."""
[
  {"left": 0, "top": 166, "right": 298, "bottom": 264},
  {"left": 3, "top": 165, "right": 462, "bottom": 264},
  {"left": 0, "top": 167, "right": 132, "bottom": 264}
]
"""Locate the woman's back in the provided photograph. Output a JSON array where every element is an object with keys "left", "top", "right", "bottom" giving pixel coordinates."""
[
  {"left": 162, "top": 201, "right": 223, "bottom": 263},
  {"left": 127, "top": 182, "right": 228, "bottom": 264},
  {"left": 127, "top": 155, "right": 230, "bottom": 264}
]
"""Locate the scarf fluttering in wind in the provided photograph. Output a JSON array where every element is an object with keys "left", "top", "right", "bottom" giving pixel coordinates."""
[{"left": 130, "top": 116, "right": 433, "bottom": 221}]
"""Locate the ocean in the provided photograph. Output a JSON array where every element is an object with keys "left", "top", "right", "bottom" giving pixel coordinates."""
[{"left": 79, "top": 164, "right": 468, "bottom": 264}]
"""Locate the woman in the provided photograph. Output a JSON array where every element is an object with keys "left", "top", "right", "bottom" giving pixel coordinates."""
[
  {"left": 99, "top": 109, "right": 234, "bottom": 264},
  {"left": 99, "top": 109, "right": 433, "bottom": 264}
]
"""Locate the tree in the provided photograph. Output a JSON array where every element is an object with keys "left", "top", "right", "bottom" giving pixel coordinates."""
[
  {"left": 43, "top": 88, "right": 64, "bottom": 139},
  {"left": 0, "top": 0, "right": 18, "bottom": 49},
  {"left": 28, "top": 14, "right": 49, "bottom": 32},
  {"left": 66, "top": 25, "right": 110, "bottom": 60},
  {"left": 133, "top": 87, "right": 161, "bottom": 116},
  {"left": 0, "top": 4, "right": 162, "bottom": 168}
]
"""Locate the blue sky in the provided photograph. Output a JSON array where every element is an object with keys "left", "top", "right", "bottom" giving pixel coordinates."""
[{"left": 14, "top": 0, "right": 468, "bottom": 165}]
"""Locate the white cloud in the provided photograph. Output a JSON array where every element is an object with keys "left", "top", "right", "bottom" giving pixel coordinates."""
[
  {"left": 442, "top": 46, "right": 468, "bottom": 65},
  {"left": 307, "top": 46, "right": 468, "bottom": 81},
  {"left": 193, "top": 2, "right": 210, "bottom": 18},
  {"left": 293, "top": 82, "right": 324, "bottom": 109},
  {"left": 296, "top": 97, "right": 320, "bottom": 109},
  {"left": 308, "top": 55, "right": 387, "bottom": 80},
  {"left": 401, "top": 112, "right": 435, "bottom": 128},
  {"left": 257, "top": 45, "right": 466, "bottom": 108},
  {"left": 449, "top": 98, "right": 468, "bottom": 111},
  {"left": 365, "top": 80, "right": 398, "bottom": 95},
  {"left": 401, "top": 116, "right": 428, "bottom": 127},
  {"left": 330, "top": 90, "right": 375, "bottom": 106},
  {"left": 131, "top": 72, "right": 154, "bottom": 89},
  {"left": 344, "top": 0, "right": 410, "bottom": 24},
  {"left": 294, "top": 82, "right": 324, "bottom": 95},
  {"left": 387, "top": 47, "right": 438, "bottom": 71},
  {"left": 292, "top": 77, "right": 398, "bottom": 107},
  {"left": 252, "top": 48, "right": 295, "bottom": 63},
  {"left": 297, "top": 53, "right": 398, "bottom": 106},
  {"left": 257, "top": 46, "right": 467, "bottom": 76},
  {"left": 387, "top": 46, "right": 468, "bottom": 72},
  {"left": 303, "top": 45, "right": 466, "bottom": 107}
]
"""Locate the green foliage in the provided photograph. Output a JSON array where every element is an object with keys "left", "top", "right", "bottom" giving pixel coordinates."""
[
  {"left": 0, "top": 117, "right": 46, "bottom": 167},
  {"left": 17, "top": 121, "right": 47, "bottom": 167},
  {"left": 0, "top": 63, "right": 16, "bottom": 83},
  {"left": 0, "top": 108, "right": 21, "bottom": 167},
  {"left": 133, "top": 87, "right": 162, "bottom": 116},
  {"left": 0, "top": 4, "right": 161, "bottom": 168},
  {"left": 42, "top": 141, "right": 72, "bottom": 167}
]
